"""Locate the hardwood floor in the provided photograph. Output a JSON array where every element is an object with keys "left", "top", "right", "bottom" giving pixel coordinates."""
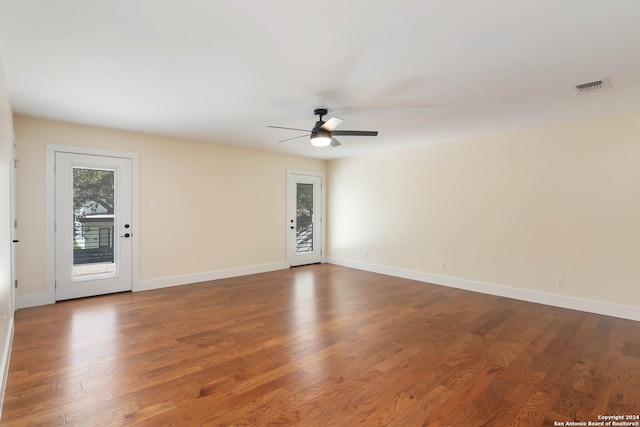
[{"left": 2, "top": 264, "right": 639, "bottom": 426}]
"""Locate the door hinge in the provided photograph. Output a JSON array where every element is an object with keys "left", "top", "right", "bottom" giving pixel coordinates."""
[
  {"left": 14, "top": 279, "right": 17, "bottom": 289},
  {"left": 14, "top": 220, "right": 17, "bottom": 229},
  {"left": 14, "top": 159, "right": 18, "bottom": 168},
  {"left": 54, "top": 281, "right": 57, "bottom": 289}
]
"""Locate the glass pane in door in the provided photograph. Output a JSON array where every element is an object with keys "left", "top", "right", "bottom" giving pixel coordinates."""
[
  {"left": 72, "top": 167, "right": 116, "bottom": 278},
  {"left": 296, "top": 183, "right": 314, "bottom": 253}
]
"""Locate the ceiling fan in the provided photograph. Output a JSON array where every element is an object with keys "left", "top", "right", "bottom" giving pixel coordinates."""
[{"left": 268, "top": 108, "right": 378, "bottom": 147}]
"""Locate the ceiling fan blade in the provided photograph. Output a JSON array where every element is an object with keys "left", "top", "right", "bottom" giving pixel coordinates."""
[
  {"left": 321, "top": 117, "right": 343, "bottom": 131},
  {"left": 331, "top": 130, "right": 378, "bottom": 137},
  {"left": 330, "top": 138, "right": 342, "bottom": 147},
  {"left": 277, "top": 134, "right": 310, "bottom": 143},
  {"left": 268, "top": 125, "right": 310, "bottom": 132}
]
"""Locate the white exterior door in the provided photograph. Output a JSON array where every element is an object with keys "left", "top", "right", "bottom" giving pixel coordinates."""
[
  {"left": 287, "top": 172, "right": 323, "bottom": 266},
  {"left": 55, "top": 152, "right": 132, "bottom": 300}
]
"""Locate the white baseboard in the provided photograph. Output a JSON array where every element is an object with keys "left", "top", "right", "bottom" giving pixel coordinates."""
[
  {"left": 16, "top": 292, "right": 54, "bottom": 309},
  {"left": 0, "top": 316, "right": 14, "bottom": 417},
  {"left": 16, "top": 262, "right": 289, "bottom": 308},
  {"left": 135, "top": 262, "right": 289, "bottom": 292},
  {"left": 326, "top": 257, "right": 640, "bottom": 322}
]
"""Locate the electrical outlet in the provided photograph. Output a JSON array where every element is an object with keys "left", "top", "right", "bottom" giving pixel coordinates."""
[
  {"left": 556, "top": 275, "right": 565, "bottom": 286},
  {"left": 440, "top": 260, "right": 446, "bottom": 270}
]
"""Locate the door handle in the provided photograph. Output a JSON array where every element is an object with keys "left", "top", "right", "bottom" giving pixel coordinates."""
[{"left": 120, "top": 233, "right": 131, "bottom": 238}]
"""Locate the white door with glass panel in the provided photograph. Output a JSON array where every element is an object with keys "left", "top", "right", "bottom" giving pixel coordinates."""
[
  {"left": 287, "top": 172, "right": 322, "bottom": 266},
  {"left": 55, "top": 152, "right": 132, "bottom": 300}
]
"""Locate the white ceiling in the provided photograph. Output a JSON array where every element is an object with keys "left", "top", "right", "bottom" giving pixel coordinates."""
[{"left": 1, "top": 1, "right": 640, "bottom": 160}]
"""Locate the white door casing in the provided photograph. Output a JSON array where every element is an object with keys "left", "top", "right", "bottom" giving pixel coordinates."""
[{"left": 10, "top": 137, "right": 17, "bottom": 313}]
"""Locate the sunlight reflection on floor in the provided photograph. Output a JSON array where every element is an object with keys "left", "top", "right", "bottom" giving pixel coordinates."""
[{"left": 69, "top": 306, "right": 118, "bottom": 364}]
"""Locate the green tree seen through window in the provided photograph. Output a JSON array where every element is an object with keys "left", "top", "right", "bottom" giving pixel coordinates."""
[{"left": 73, "top": 168, "right": 114, "bottom": 215}]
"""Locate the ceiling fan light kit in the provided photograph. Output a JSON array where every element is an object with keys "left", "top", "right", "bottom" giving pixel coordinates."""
[
  {"left": 269, "top": 108, "right": 378, "bottom": 148},
  {"left": 310, "top": 127, "right": 332, "bottom": 147},
  {"left": 310, "top": 136, "right": 332, "bottom": 147}
]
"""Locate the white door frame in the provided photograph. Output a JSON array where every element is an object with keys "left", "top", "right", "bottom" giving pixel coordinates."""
[
  {"left": 286, "top": 169, "right": 325, "bottom": 266},
  {"left": 10, "top": 137, "right": 17, "bottom": 314},
  {"left": 45, "top": 145, "right": 139, "bottom": 304}
]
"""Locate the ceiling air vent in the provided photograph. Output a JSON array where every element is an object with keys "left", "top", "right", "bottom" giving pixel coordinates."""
[{"left": 574, "top": 78, "right": 612, "bottom": 95}]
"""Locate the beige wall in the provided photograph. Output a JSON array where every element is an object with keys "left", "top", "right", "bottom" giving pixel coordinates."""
[
  {"left": 12, "top": 110, "right": 640, "bottom": 314},
  {"left": 0, "top": 52, "right": 14, "bottom": 399},
  {"left": 327, "top": 111, "right": 640, "bottom": 309},
  {"left": 14, "top": 115, "right": 325, "bottom": 297}
]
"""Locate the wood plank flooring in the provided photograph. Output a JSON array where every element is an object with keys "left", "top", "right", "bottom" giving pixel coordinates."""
[{"left": 2, "top": 264, "right": 640, "bottom": 426}]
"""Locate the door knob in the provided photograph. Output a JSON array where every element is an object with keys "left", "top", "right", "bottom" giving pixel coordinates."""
[{"left": 120, "top": 233, "right": 131, "bottom": 238}]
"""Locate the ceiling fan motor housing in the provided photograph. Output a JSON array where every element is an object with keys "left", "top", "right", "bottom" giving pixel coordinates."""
[{"left": 311, "top": 127, "right": 331, "bottom": 138}]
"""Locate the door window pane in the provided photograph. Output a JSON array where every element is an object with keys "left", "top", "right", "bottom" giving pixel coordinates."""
[
  {"left": 296, "top": 183, "right": 313, "bottom": 253},
  {"left": 72, "top": 168, "right": 116, "bottom": 278}
]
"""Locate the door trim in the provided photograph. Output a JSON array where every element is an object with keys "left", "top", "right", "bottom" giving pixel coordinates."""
[
  {"left": 10, "top": 136, "right": 17, "bottom": 315},
  {"left": 46, "top": 144, "right": 139, "bottom": 304},
  {"left": 286, "top": 169, "right": 325, "bottom": 266}
]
